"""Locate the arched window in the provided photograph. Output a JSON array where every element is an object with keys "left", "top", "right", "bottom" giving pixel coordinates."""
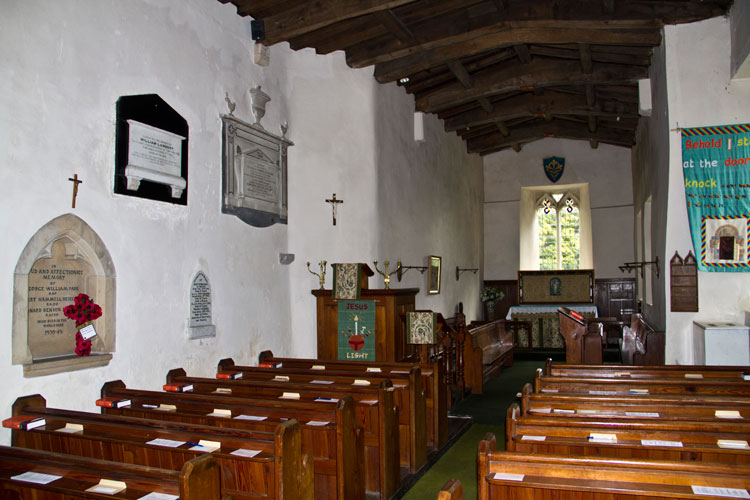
[{"left": 535, "top": 192, "right": 580, "bottom": 270}]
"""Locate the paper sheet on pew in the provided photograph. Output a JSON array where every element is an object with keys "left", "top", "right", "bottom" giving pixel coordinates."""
[
  {"left": 55, "top": 423, "right": 84, "bottom": 433},
  {"left": 717, "top": 439, "right": 750, "bottom": 449},
  {"left": 146, "top": 438, "right": 186, "bottom": 448},
  {"left": 743, "top": 374, "right": 750, "bottom": 381},
  {"left": 138, "top": 493, "right": 179, "bottom": 500},
  {"left": 190, "top": 440, "right": 220, "bottom": 452},
  {"left": 521, "top": 435, "right": 546, "bottom": 441},
  {"left": 11, "top": 472, "right": 61, "bottom": 485},
  {"left": 589, "top": 390, "right": 618, "bottom": 395},
  {"left": 235, "top": 414, "right": 267, "bottom": 421},
  {"left": 86, "top": 479, "right": 126, "bottom": 495},
  {"left": 156, "top": 404, "right": 177, "bottom": 412},
  {"left": 553, "top": 409, "right": 574, "bottom": 414},
  {"left": 273, "top": 375, "right": 290, "bottom": 382},
  {"left": 685, "top": 373, "right": 704, "bottom": 379},
  {"left": 231, "top": 448, "right": 262, "bottom": 458},
  {"left": 310, "top": 380, "right": 334, "bottom": 384},
  {"left": 213, "top": 388, "right": 232, "bottom": 394},
  {"left": 206, "top": 409, "right": 232, "bottom": 418},
  {"left": 366, "top": 367, "right": 381, "bottom": 372},
  {"left": 390, "top": 370, "right": 409, "bottom": 374},
  {"left": 692, "top": 486, "right": 750, "bottom": 498},
  {"left": 529, "top": 408, "right": 551, "bottom": 413},
  {"left": 716, "top": 410, "right": 742, "bottom": 419},
  {"left": 588, "top": 433, "right": 617, "bottom": 443},
  {"left": 315, "top": 397, "right": 339, "bottom": 403},
  {"left": 626, "top": 412, "right": 660, "bottom": 417},
  {"left": 641, "top": 439, "right": 683, "bottom": 447},
  {"left": 352, "top": 379, "right": 370, "bottom": 386},
  {"left": 492, "top": 472, "right": 524, "bottom": 481},
  {"left": 279, "top": 392, "right": 300, "bottom": 400},
  {"left": 312, "top": 364, "right": 325, "bottom": 370},
  {"left": 629, "top": 388, "right": 649, "bottom": 395},
  {"left": 359, "top": 399, "right": 378, "bottom": 405},
  {"left": 306, "top": 421, "right": 330, "bottom": 426}
]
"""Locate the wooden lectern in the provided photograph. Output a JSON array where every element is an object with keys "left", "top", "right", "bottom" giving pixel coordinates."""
[
  {"left": 312, "top": 265, "right": 417, "bottom": 361},
  {"left": 557, "top": 307, "right": 603, "bottom": 364}
]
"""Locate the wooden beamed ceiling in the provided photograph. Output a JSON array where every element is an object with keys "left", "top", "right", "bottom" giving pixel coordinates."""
[{"left": 220, "top": 0, "right": 732, "bottom": 154}]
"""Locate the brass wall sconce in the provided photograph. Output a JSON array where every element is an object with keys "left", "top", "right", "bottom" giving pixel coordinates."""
[
  {"left": 373, "top": 260, "right": 400, "bottom": 289},
  {"left": 397, "top": 261, "right": 427, "bottom": 282},
  {"left": 306, "top": 260, "right": 327, "bottom": 289},
  {"left": 618, "top": 256, "right": 660, "bottom": 278},
  {"left": 456, "top": 266, "right": 478, "bottom": 281}
]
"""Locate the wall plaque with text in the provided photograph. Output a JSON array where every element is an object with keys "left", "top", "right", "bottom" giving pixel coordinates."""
[{"left": 221, "top": 114, "right": 292, "bottom": 227}]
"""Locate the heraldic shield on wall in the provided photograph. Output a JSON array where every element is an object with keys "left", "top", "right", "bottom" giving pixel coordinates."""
[{"left": 544, "top": 157, "right": 565, "bottom": 183}]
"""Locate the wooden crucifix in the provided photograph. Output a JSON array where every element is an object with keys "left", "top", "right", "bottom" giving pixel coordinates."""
[
  {"left": 325, "top": 193, "right": 343, "bottom": 226},
  {"left": 68, "top": 174, "right": 83, "bottom": 208}
]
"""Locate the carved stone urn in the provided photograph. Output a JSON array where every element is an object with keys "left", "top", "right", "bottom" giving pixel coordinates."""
[{"left": 249, "top": 85, "right": 271, "bottom": 127}]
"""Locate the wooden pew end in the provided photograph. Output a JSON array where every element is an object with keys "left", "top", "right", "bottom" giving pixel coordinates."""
[
  {"left": 437, "top": 479, "right": 463, "bottom": 500},
  {"left": 259, "top": 350, "right": 274, "bottom": 363},
  {"left": 217, "top": 358, "right": 235, "bottom": 371},
  {"left": 12, "top": 395, "right": 45, "bottom": 416},
  {"left": 166, "top": 367, "right": 188, "bottom": 383},
  {"left": 101, "top": 380, "right": 126, "bottom": 397}
]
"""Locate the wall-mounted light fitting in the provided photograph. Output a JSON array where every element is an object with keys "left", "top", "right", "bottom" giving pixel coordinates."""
[{"left": 455, "top": 266, "right": 478, "bottom": 281}]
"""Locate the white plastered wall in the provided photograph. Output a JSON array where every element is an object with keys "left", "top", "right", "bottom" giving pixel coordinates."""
[
  {"left": 662, "top": 15, "right": 750, "bottom": 363},
  {"left": 0, "top": 0, "right": 482, "bottom": 444},
  {"left": 484, "top": 139, "right": 634, "bottom": 280}
]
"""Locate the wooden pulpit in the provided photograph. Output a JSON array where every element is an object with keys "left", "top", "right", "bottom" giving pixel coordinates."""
[
  {"left": 557, "top": 307, "right": 602, "bottom": 364},
  {"left": 313, "top": 284, "right": 418, "bottom": 362}
]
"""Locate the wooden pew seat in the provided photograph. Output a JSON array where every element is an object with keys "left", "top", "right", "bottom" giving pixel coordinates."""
[
  {"left": 100, "top": 380, "right": 364, "bottom": 500},
  {"left": 0, "top": 446, "right": 224, "bottom": 500},
  {"left": 462, "top": 319, "right": 514, "bottom": 394},
  {"left": 479, "top": 433, "right": 750, "bottom": 500}
]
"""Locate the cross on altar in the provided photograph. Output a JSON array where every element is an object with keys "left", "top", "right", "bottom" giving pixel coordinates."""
[
  {"left": 68, "top": 174, "right": 83, "bottom": 208},
  {"left": 325, "top": 193, "right": 343, "bottom": 226}
]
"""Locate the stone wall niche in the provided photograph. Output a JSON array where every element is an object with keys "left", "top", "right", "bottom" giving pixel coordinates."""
[{"left": 13, "top": 214, "right": 116, "bottom": 377}]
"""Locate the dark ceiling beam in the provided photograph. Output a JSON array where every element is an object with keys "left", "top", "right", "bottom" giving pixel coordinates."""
[
  {"left": 477, "top": 98, "right": 494, "bottom": 113},
  {"left": 372, "top": 26, "right": 659, "bottom": 82},
  {"left": 467, "top": 121, "right": 634, "bottom": 154},
  {"left": 579, "top": 43, "right": 592, "bottom": 73},
  {"left": 444, "top": 92, "right": 637, "bottom": 131},
  {"left": 374, "top": 9, "right": 416, "bottom": 44},
  {"left": 531, "top": 45, "right": 652, "bottom": 66},
  {"left": 446, "top": 61, "right": 473, "bottom": 88},
  {"left": 416, "top": 59, "right": 648, "bottom": 113},
  {"left": 514, "top": 44, "right": 532, "bottom": 63},
  {"left": 257, "top": 0, "right": 418, "bottom": 45}
]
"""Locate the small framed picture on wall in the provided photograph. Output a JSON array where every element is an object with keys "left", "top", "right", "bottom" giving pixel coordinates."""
[{"left": 428, "top": 255, "right": 441, "bottom": 294}]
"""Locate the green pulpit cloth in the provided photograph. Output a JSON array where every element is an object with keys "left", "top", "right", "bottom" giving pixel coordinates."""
[{"left": 337, "top": 300, "right": 376, "bottom": 361}]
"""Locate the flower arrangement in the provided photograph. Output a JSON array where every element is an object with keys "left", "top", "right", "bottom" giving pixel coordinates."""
[
  {"left": 480, "top": 286, "right": 504, "bottom": 303},
  {"left": 63, "top": 293, "right": 102, "bottom": 356}
]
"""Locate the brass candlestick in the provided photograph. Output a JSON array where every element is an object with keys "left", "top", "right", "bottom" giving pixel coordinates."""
[
  {"left": 306, "top": 260, "right": 327, "bottom": 289},
  {"left": 373, "top": 260, "right": 401, "bottom": 290}
]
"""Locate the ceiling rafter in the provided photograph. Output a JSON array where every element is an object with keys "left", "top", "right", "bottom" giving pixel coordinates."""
[{"left": 221, "top": 0, "right": 733, "bottom": 153}]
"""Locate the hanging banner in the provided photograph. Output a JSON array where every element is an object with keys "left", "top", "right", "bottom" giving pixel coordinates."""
[
  {"left": 337, "top": 300, "right": 376, "bottom": 361},
  {"left": 681, "top": 124, "right": 750, "bottom": 272}
]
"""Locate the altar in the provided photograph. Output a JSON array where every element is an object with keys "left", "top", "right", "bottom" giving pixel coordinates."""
[{"left": 507, "top": 304, "right": 598, "bottom": 348}]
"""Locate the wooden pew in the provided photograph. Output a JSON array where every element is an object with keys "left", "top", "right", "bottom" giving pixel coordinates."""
[
  {"left": 216, "top": 359, "right": 427, "bottom": 473},
  {"left": 557, "top": 307, "right": 603, "bottom": 364},
  {"left": 461, "top": 319, "right": 514, "bottom": 395},
  {"left": 9, "top": 395, "right": 313, "bottom": 500},
  {"left": 505, "top": 403, "right": 750, "bottom": 464},
  {"left": 0, "top": 446, "right": 225, "bottom": 500},
  {"left": 257, "top": 350, "right": 449, "bottom": 449},
  {"left": 100, "top": 380, "right": 363, "bottom": 500},
  {"left": 478, "top": 433, "right": 750, "bottom": 500},
  {"left": 165, "top": 368, "right": 399, "bottom": 500},
  {"left": 520, "top": 382, "right": 750, "bottom": 420},
  {"left": 436, "top": 478, "right": 462, "bottom": 500},
  {"left": 545, "top": 358, "right": 750, "bottom": 379},
  {"left": 533, "top": 368, "right": 750, "bottom": 396}
]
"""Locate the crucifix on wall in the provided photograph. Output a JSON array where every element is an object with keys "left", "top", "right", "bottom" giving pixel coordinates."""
[
  {"left": 326, "top": 193, "right": 343, "bottom": 226},
  {"left": 68, "top": 174, "right": 83, "bottom": 208}
]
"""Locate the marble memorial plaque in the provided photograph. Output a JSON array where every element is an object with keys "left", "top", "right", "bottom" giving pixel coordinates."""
[
  {"left": 125, "top": 120, "right": 186, "bottom": 197},
  {"left": 115, "top": 94, "right": 188, "bottom": 205},
  {"left": 189, "top": 271, "right": 215, "bottom": 339},
  {"left": 27, "top": 240, "right": 90, "bottom": 359},
  {"left": 221, "top": 112, "right": 292, "bottom": 228}
]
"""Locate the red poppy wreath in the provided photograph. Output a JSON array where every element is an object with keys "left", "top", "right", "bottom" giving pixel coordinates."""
[{"left": 62, "top": 293, "right": 102, "bottom": 356}]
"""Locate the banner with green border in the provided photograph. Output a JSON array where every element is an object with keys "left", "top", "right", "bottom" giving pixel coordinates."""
[{"left": 337, "top": 300, "right": 375, "bottom": 361}]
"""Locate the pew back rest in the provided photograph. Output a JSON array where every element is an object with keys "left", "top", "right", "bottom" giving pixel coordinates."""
[
  {"left": 469, "top": 321, "right": 512, "bottom": 350},
  {"left": 630, "top": 314, "right": 665, "bottom": 365}
]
